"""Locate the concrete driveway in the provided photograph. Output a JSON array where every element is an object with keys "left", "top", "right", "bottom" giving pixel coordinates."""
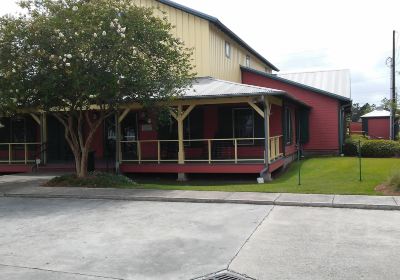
[{"left": 0, "top": 197, "right": 399, "bottom": 280}]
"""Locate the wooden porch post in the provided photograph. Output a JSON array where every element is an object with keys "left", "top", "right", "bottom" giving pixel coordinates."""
[
  {"left": 262, "top": 96, "right": 272, "bottom": 181},
  {"left": 40, "top": 113, "right": 47, "bottom": 165},
  {"left": 170, "top": 104, "right": 195, "bottom": 181},
  {"left": 177, "top": 105, "right": 185, "bottom": 164},
  {"left": 264, "top": 97, "right": 270, "bottom": 164}
]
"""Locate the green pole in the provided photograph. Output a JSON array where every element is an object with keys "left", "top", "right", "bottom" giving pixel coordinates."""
[
  {"left": 298, "top": 146, "right": 301, "bottom": 186},
  {"left": 298, "top": 117, "right": 301, "bottom": 186},
  {"left": 358, "top": 140, "right": 362, "bottom": 182}
]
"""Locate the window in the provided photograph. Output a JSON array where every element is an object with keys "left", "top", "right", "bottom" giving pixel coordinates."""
[
  {"left": 245, "top": 55, "right": 251, "bottom": 67},
  {"left": 265, "top": 67, "right": 270, "bottom": 73},
  {"left": 233, "top": 108, "right": 254, "bottom": 145},
  {"left": 284, "top": 107, "right": 293, "bottom": 145},
  {"left": 183, "top": 116, "right": 191, "bottom": 146},
  {"left": 225, "top": 41, "right": 231, "bottom": 59}
]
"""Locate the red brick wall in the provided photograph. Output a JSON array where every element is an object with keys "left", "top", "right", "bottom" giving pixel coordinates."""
[
  {"left": 242, "top": 71, "right": 341, "bottom": 153},
  {"left": 367, "top": 118, "right": 390, "bottom": 139}
]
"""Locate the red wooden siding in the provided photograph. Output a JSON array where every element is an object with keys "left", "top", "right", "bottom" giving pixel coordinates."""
[
  {"left": 367, "top": 118, "right": 390, "bottom": 139},
  {"left": 242, "top": 71, "right": 341, "bottom": 153},
  {"left": 350, "top": 122, "right": 362, "bottom": 134},
  {"left": 270, "top": 104, "right": 282, "bottom": 137}
]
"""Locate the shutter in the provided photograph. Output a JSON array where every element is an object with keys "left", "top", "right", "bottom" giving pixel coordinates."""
[{"left": 299, "top": 109, "right": 309, "bottom": 144}]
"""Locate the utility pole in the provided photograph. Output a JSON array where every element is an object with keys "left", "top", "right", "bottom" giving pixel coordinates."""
[{"left": 390, "top": 30, "right": 396, "bottom": 140}]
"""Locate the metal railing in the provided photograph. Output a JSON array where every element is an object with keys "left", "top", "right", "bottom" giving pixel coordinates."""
[
  {"left": 120, "top": 136, "right": 283, "bottom": 164},
  {"left": 0, "top": 142, "right": 42, "bottom": 164}
]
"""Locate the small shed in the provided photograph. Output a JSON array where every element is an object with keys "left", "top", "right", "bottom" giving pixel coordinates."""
[{"left": 360, "top": 110, "right": 390, "bottom": 139}]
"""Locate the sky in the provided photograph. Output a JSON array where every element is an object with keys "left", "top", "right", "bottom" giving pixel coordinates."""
[{"left": 1, "top": 0, "right": 399, "bottom": 105}]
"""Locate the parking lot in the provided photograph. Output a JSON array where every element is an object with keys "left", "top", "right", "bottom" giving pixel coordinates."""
[{"left": 1, "top": 197, "right": 399, "bottom": 280}]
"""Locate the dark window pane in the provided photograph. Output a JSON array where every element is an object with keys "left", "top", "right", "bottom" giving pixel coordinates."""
[{"left": 233, "top": 109, "right": 254, "bottom": 145}]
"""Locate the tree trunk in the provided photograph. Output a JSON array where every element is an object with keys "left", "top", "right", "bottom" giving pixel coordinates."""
[
  {"left": 79, "top": 147, "right": 89, "bottom": 178},
  {"left": 53, "top": 111, "right": 109, "bottom": 178}
]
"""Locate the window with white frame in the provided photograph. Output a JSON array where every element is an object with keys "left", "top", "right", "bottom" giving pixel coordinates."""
[
  {"left": 245, "top": 55, "right": 251, "bottom": 67},
  {"left": 225, "top": 41, "right": 231, "bottom": 59},
  {"left": 233, "top": 108, "right": 254, "bottom": 145}
]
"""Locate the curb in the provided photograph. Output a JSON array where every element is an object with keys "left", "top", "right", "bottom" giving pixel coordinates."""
[{"left": 4, "top": 193, "right": 400, "bottom": 211}]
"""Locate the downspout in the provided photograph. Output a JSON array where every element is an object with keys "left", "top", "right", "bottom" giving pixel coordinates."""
[
  {"left": 260, "top": 95, "right": 270, "bottom": 177},
  {"left": 339, "top": 103, "right": 351, "bottom": 154}
]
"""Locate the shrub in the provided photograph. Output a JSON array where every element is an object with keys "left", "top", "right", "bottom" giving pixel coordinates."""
[
  {"left": 360, "top": 140, "right": 400, "bottom": 158},
  {"left": 343, "top": 139, "right": 358, "bottom": 156},
  {"left": 387, "top": 171, "right": 400, "bottom": 191},
  {"left": 45, "top": 172, "right": 136, "bottom": 188}
]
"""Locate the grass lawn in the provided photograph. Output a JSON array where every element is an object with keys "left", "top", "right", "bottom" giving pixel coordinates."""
[{"left": 130, "top": 157, "right": 400, "bottom": 195}]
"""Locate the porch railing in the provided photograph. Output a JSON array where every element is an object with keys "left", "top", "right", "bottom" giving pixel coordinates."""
[
  {"left": 269, "top": 135, "right": 283, "bottom": 162},
  {"left": 0, "top": 142, "right": 42, "bottom": 164},
  {"left": 120, "top": 136, "right": 283, "bottom": 164}
]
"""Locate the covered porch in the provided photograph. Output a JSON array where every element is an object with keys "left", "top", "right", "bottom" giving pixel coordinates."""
[
  {"left": 116, "top": 78, "right": 309, "bottom": 178},
  {"left": 0, "top": 77, "right": 309, "bottom": 178}
]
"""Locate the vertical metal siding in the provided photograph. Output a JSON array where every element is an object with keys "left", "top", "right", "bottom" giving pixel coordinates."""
[
  {"left": 209, "top": 25, "right": 270, "bottom": 83},
  {"left": 132, "top": 0, "right": 210, "bottom": 76},
  {"left": 133, "top": 0, "right": 272, "bottom": 82}
]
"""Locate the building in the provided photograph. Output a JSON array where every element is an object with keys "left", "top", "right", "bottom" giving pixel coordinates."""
[
  {"left": 241, "top": 68, "right": 351, "bottom": 154},
  {"left": 0, "top": 0, "right": 351, "bottom": 179},
  {"left": 361, "top": 110, "right": 391, "bottom": 139}
]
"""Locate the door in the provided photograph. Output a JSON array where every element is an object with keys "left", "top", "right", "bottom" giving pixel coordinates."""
[{"left": 47, "top": 116, "right": 73, "bottom": 162}]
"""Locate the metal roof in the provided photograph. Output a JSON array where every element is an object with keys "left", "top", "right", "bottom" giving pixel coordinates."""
[
  {"left": 361, "top": 109, "right": 390, "bottom": 118},
  {"left": 156, "top": 0, "right": 279, "bottom": 71},
  {"left": 278, "top": 69, "right": 351, "bottom": 99},
  {"left": 241, "top": 67, "right": 351, "bottom": 102},
  {"left": 179, "top": 77, "right": 311, "bottom": 109},
  {"left": 182, "top": 77, "right": 282, "bottom": 98}
]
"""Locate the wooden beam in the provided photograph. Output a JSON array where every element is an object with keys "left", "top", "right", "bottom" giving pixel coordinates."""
[
  {"left": 181, "top": 104, "right": 196, "bottom": 121},
  {"left": 29, "top": 113, "right": 41, "bottom": 125},
  {"left": 170, "top": 96, "right": 253, "bottom": 107},
  {"left": 169, "top": 108, "right": 178, "bottom": 121},
  {"left": 267, "top": 96, "right": 283, "bottom": 106},
  {"left": 118, "top": 108, "right": 131, "bottom": 123},
  {"left": 247, "top": 102, "right": 265, "bottom": 118}
]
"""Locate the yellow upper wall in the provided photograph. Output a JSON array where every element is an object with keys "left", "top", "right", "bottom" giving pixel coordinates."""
[
  {"left": 132, "top": 0, "right": 273, "bottom": 82},
  {"left": 209, "top": 25, "right": 271, "bottom": 83},
  {"left": 132, "top": 0, "right": 210, "bottom": 76}
]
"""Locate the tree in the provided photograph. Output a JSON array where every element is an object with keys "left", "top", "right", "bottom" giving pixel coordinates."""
[
  {"left": 0, "top": 0, "right": 194, "bottom": 177},
  {"left": 351, "top": 102, "right": 376, "bottom": 122},
  {"left": 380, "top": 97, "right": 399, "bottom": 114}
]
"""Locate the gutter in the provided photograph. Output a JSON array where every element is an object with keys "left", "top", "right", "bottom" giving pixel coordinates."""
[{"left": 339, "top": 103, "right": 351, "bottom": 154}]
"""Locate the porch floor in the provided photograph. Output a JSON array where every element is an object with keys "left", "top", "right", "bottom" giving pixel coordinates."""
[{"left": 0, "top": 158, "right": 285, "bottom": 175}]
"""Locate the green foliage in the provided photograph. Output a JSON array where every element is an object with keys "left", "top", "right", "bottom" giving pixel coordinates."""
[
  {"left": 360, "top": 140, "right": 400, "bottom": 158},
  {"left": 46, "top": 171, "right": 135, "bottom": 188},
  {"left": 343, "top": 136, "right": 400, "bottom": 158},
  {"left": 0, "top": 0, "right": 194, "bottom": 113},
  {"left": 351, "top": 103, "right": 376, "bottom": 122},
  {"left": 343, "top": 138, "right": 358, "bottom": 156},
  {"left": 387, "top": 170, "right": 400, "bottom": 191}
]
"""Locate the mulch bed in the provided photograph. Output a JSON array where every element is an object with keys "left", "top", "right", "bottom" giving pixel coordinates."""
[{"left": 375, "top": 184, "right": 400, "bottom": 196}]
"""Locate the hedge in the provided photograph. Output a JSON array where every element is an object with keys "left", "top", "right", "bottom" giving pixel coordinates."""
[{"left": 344, "top": 138, "right": 400, "bottom": 158}]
